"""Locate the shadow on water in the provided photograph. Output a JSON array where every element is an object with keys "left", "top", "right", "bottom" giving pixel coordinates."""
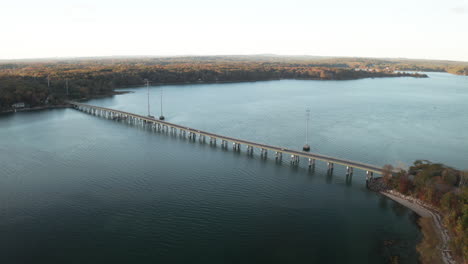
[
  {"left": 326, "top": 169, "right": 333, "bottom": 184},
  {"left": 391, "top": 200, "right": 409, "bottom": 218},
  {"left": 379, "top": 194, "right": 388, "bottom": 210},
  {"left": 345, "top": 173, "right": 353, "bottom": 186}
]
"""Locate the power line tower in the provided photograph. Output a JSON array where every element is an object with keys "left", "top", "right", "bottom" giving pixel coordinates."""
[{"left": 303, "top": 108, "right": 311, "bottom": 151}]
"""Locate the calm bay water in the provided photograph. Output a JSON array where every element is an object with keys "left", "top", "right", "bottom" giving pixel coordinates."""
[{"left": 1, "top": 72, "right": 467, "bottom": 263}]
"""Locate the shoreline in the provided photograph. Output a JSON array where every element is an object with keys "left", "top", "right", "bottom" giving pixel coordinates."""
[
  {"left": 0, "top": 91, "right": 132, "bottom": 114},
  {"left": 117, "top": 74, "right": 428, "bottom": 87},
  {"left": 0, "top": 104, "right": 71, "bottom": 115},
  {"left": 380, "top": 190, "right": 456, "bottom": 264}
]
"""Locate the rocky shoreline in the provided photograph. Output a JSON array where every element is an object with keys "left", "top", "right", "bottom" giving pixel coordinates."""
[
  {"left": 366, "top": 177, "right": 392, "bottom": 192},
  {"left": 367, "top": 177, "right": 456, "bottom": 264}
]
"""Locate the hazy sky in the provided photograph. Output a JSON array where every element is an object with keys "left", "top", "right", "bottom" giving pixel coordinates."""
[{"left": 1, "top": 0, "right": 467, "bottom": 61}]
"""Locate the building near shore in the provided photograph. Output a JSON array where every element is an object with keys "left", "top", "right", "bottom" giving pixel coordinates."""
[{"left": 11, "top": 102, "right": 25, "bottom": 109}]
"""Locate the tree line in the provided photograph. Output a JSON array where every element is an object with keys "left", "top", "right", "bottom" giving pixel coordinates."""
[{"left": 0, "top": 57, "right": 428, "bottom": 111}]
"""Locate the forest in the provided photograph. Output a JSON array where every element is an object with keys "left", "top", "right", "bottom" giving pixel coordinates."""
[{"left": 2, "top": 55, "right": 466, "bottom": 111}]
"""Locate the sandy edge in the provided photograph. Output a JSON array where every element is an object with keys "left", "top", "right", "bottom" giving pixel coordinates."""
[{"left": 380, "top": 190, "right": 456, "bottom": 264}]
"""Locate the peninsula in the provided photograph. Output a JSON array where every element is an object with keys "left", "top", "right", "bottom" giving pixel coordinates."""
[{"left": 369, "top": 162, "right": 468, "bottom": 264}]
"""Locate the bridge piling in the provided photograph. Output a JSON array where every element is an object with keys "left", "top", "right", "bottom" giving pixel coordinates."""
[
  {"left": 291, "top": 155, "right": 299, "bottom": 165},
  {"left": 210, "top": 137, "right": 216, "bottom": 145},
  {"left": 275, "top": 151, "right": 282, "bottom": 161},
  {"left": 260, "top": 148, "right": 267, "bottom": 158},
  {"left": 308, "top": 158, "right": 315, "bottom": 167},
  {"left": 247, "top": 146, "right": 254, "bottom": 155},
  {"left": 232, "top": 142, "right": 240, "bottom": 151}
]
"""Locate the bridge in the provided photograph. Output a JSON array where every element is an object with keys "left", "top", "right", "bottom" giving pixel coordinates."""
[{"left": 70, "top": 102, "right": 386, "bottom": 178}]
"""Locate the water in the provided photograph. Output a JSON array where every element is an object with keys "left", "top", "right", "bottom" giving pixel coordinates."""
[{"left": 1, "top": 72, "right": 467, "bottom": 263}]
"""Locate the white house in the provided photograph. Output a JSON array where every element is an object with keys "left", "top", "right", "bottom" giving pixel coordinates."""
[{"left": 11, "top": 102, "right": 25, "bottom": 109}]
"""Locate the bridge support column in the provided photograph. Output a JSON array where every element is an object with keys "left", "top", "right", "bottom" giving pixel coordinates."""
[
  {"left": 210, "top": 137, "right": 216, "bottom": 145},
  {"left": 275, "top": 152, "right": 282, "bottom": 161},
  {"left": 232, "top": 142, "right": 240, "bottom": 151},
  {"left": 260, "top": 149, "right": 267, "bottom": 158},
  {"left": 221, "top": 140, "right": 227, "bottom": 148},
  {"left": 346, "top": 166, "right": 353, "bottom": 175},
  {"left": 247, "top": 146, "right": 254, "bottom": 155},
  {"left": 188, "top": 132, "right": 196, "bottom": 140},
  {"left": 366, "top": 171, "right": 373, "bottom": 181},
  {"left": 327, "top": 162, "right": 334, "bottom": 171},
  {"left": 290, "top": 155, "right": 299, "bottom": 165},
  {"left": 308, "top": 158, "right": 315, "bottom": 167}
]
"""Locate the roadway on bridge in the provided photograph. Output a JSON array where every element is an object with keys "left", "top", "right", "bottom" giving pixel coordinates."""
[{"left": 71, "top": 102, "right": 385, "bottom": 174}]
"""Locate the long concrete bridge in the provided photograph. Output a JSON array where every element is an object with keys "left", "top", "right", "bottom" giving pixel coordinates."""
[{"left": 70, "top": 102, "right": 386, "bottom": 178}]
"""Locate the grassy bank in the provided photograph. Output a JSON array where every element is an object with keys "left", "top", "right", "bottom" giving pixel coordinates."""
[{"left": 417, "top": 217, "right": 444, "bottom": 264}]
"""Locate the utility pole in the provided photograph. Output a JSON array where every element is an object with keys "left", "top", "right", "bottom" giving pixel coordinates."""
[
  {"left": 147, "top": 79, "right": 150, "bottom": 116},
  {"left": 159, "top": 86, "right": 165, "bottom": 120},
  {"left": 146, "top": 79, "right": 154, "bottom": 118},
  {"left": 303, "top": 108, "right": 311, "bottom": 151}
]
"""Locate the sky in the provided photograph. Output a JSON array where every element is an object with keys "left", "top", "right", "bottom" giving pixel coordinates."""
[{"left": 1, "top": 0, "right": 467, "bottom": 61}]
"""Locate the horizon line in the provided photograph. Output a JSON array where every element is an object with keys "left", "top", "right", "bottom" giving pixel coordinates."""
[{"left": 1, "top": 54, "right": 468, "bottom": 64}]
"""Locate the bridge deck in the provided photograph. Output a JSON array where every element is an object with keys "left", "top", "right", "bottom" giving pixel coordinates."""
[{"left": 71, "top": 102, "right": 385, "bottom": 174}]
